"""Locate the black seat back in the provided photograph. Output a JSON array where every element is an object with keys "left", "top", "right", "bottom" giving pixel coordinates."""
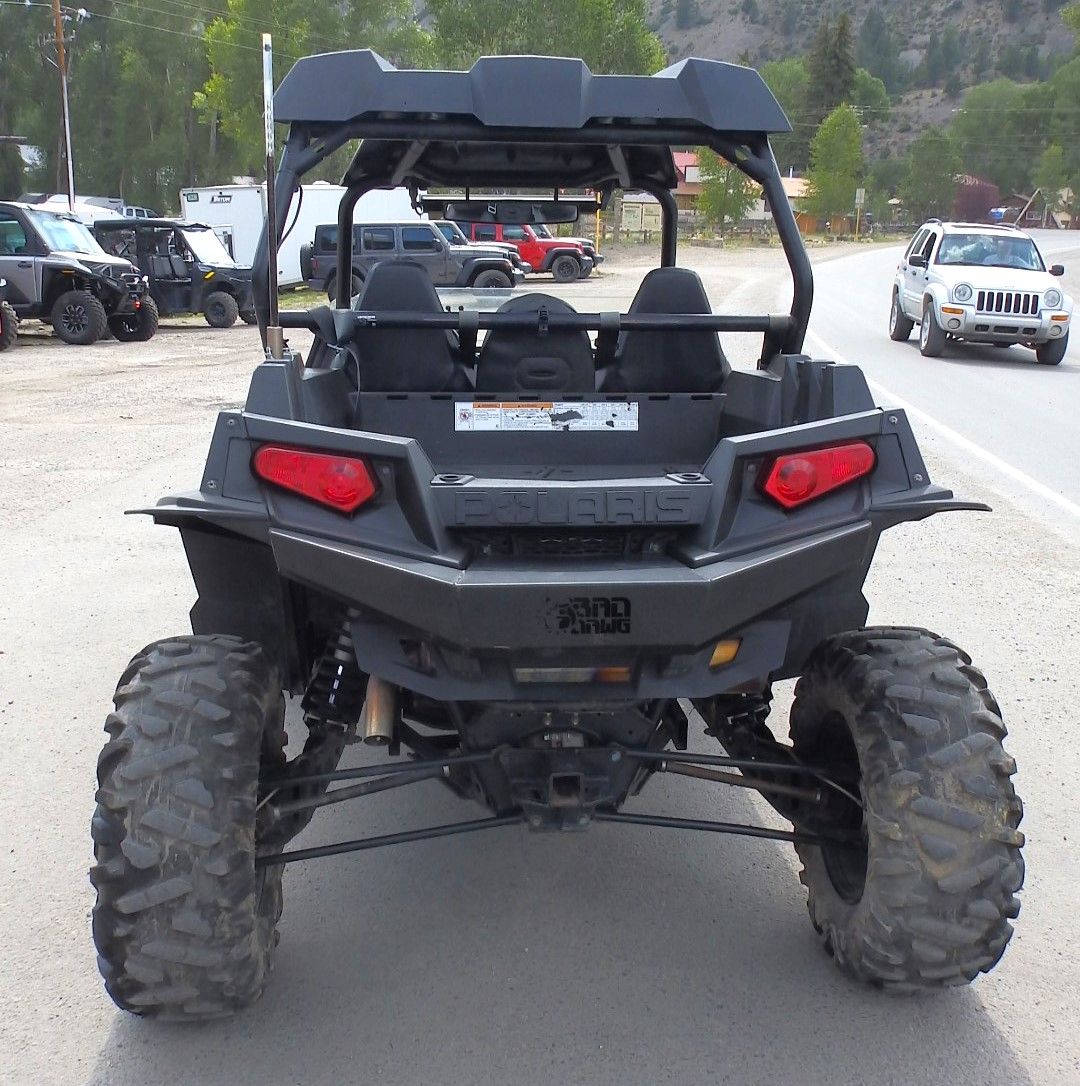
[
  {"left": 476, "top": 293, "right": 594, "bottom": 395},
  {"left": 169, "top": 255, "right": 190, "bottom": 279},
  {"left": 149, "top": 254, "right": 174, "bottom": 280},
  {"left": 351, "top": 261, "right": 467, "bottom": 392},
  {"left": 602, "top": 267, "right": 730, "bottom": 393}
]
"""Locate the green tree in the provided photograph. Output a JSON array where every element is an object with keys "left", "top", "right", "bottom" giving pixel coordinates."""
[
  {"left": 1035, "top": 143, "right": 1068, "bottom": 218},
  {"left": 853, "top": 68, "right": 889, "bottom": 119},
  {"left": 201, "top": 0, "right": 431, "bottom": 183},
  {"left": 427, "top": 0, "right": 665, "bottom": 73},
  {"left": 856, "top": 9, "right": 907, "bottom": 93},
  {"left": 900, "top": 130, "right": 960, "bottom": 221},
  {"left": 697, "top": 148, "right": 756, "bottom": 234},
  {"left": 760, "top": 56, "right": 810, "bottom": 171},
  {"left": 806, "top": 104, "right": 863, "bottom": 224},
  {"left": 950, "top": 79, "right": 1052, "bottom": 194},
  {"left": 808, "top": 15, "right": 856, "bottom": 121}
]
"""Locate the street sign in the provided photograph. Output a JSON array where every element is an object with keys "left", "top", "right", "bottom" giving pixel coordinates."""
[{"left": 854, "top": 187, "right": 866, "bottom": 209}]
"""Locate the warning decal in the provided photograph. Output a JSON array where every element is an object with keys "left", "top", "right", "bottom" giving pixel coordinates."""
[{"left": 455, "top": 401, "right": 639, "bottom": 432}]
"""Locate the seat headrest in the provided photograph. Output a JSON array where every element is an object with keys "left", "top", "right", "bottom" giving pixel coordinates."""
[
  {"left": 630, "top": 267, "right": 712, "bottom": 314},
  {"left": 354, "top": 260, "right": 444, "bottom": 313}
]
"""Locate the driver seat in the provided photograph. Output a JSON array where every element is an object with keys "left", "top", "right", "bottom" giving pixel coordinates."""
[{"left": 600, "top": 267, "right": 730, "bottom": 393}]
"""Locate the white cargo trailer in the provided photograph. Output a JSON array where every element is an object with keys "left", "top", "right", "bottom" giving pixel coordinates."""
[{"left": 178, "top": 181, "right": 419, "bottom": 287}]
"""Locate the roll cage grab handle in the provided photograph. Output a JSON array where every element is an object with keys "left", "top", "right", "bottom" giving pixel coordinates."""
[{"left": 253, "top": 126, "right": 813, "bottom": 361}]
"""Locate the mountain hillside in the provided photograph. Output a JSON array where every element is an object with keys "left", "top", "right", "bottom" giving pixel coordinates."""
[{"left": 649, "top": 0, "right": 1074, "bottom": 79}]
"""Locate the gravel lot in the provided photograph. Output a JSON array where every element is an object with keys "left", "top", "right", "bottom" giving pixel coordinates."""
[{"left": 1, "top": 244, "right": 1077, "bottom": 1085}]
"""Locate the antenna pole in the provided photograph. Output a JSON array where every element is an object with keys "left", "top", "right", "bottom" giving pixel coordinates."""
[{"left": 262, "top": 32, "right": 283, "bottom": 358}]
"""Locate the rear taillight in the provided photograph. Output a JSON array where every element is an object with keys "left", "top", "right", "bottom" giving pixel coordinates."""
[
  {"left": 760, "top": 442, "right": 875, "bottom": 510},
  {"left": 252, "top": 445, "right": 378, "bottom": 514}
]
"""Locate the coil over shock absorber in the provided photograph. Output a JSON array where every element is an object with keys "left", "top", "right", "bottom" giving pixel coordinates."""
[{"left": 261, "top": 610, "right": 369, "bottom": 846}]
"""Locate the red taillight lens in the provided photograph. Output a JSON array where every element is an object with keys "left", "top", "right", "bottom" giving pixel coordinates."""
[
  {"left": 760, "top": 442, "right": 876, "bottom": 510},
  {"left": 253, "top": 445, "right": 378, "bottom": 514}
]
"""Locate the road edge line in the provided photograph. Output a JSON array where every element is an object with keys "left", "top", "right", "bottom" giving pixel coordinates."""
[{"left": 805, "top": 328, "right": 1080, "bottom": 520}]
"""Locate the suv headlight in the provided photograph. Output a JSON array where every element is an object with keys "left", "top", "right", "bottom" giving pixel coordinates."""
[
  {"left": 952, "top": 283, "right": 973, "bottom": 303},
  {"left": 1044, "top": 288, "right": 1062, "bottom": 309}
]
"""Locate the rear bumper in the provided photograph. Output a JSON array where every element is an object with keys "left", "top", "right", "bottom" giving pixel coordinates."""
[{"left": 268, "top": 521, "right": 872, "bottom": 699}]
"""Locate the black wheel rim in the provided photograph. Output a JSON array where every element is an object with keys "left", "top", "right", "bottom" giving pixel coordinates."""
[
  {"left": 62, "top": 302, "right": 88, "bottom": 335},
  {"left": 814, "top": 712, "right": 868, "bottom": 904}
]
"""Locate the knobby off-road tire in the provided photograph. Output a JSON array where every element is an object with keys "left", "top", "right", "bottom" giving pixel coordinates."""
[
  {"left": 0, "top": 299, "right": 17, "bottom": 351},
  {"left": 239, "top": 308, "right": 259, "bottom": 325},
  {"left": 52, "top": 289, "right": 108, "bottom": 345},
  {"left": 888, "top": 290, "right": 913, "bottom": 342},
  {"left": 790, "top": 627, "right": 1023, "bottom": 991},
  {"left": 204, "top": 290, "right": 240, "bottom": 328},
  {"left": 109, "top": 296, "right": 159, "bottom": 342},
  {"left": 1035, "top": 332, "right": 1068, "bottom": 366},
  {"left": 91, "top": 635, "right": 288, "bottom": 1019}
]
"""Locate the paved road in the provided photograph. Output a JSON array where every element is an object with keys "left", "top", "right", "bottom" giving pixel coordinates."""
[
  {"left": 1, "top": 246, "right": 1078, "bottom": 1085},
  {"left": 805, "top": 230, "right": 1080, "bottom": 523}
]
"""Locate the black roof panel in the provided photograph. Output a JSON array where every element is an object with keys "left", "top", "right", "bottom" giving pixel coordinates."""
[{"left": 273, "top": 51, "right": 790, "bottom": 136}]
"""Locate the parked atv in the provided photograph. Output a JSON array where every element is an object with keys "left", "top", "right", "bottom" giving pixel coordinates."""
[
  {"left": 92, "top": 51, "right": 1024, "bottom": 1021},
  {"left": 0, "top": 278, "right": 16, "bottom": 352},
  {"left": 93, "top": 218, "right": 256, "bottom": 328},
  {"left": 0, "top": 200, "right": 155, "bottom": 344}
]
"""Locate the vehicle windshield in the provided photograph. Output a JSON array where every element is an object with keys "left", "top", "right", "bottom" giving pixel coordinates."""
[
  {"left": 182, "top": 227, "right": 237, "bottom": 267},
  {"left": 936, "top": 232, "right": 1044, "bottom": 270},
  {"left": 27, "top": 210, "right": 104, "bottom": 255},
  {"left": 533, "top": 224, "right": 553, "bottom": 238},
  {"left": 436, "top": 221, "right": 469, "bottom": 245}
]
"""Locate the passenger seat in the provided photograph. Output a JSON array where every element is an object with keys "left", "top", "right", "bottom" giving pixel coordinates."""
[
  {"left": 350, "top": 261, "right": 471, "bottom": 392},
  {"left": 600, "top": 267, "right": 730, "bottom": 393}
]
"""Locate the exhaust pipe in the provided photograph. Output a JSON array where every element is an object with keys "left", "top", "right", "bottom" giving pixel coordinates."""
[{"left": 362, "top": 676, "right": 396, "bottom": 746}]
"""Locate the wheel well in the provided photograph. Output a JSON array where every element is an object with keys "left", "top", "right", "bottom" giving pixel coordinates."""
[{"left": 43, "top": 270, "right": 91, "bottom": 311}]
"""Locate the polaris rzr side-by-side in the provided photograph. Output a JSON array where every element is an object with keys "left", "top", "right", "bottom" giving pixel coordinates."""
[{"left": 91, "top": 52, "right": 1024, "bottom": 1020}]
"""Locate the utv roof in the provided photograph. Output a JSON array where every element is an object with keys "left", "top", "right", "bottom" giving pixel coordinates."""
[
  {"left": 273, "top": 51, "right": 790, "bottom": 193},
  {"left": 93, "top": 218, "right": 216, "bottom": 231}
]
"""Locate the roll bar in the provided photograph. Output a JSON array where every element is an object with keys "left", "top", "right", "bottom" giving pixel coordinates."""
[{"left": 254, "top": 125, "right": 813, "bottom": 358}]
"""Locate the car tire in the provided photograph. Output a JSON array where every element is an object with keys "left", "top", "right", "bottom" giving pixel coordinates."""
[
  {"left": 471, "top": 268, "right": 513, "bottom": 289},
  {"left": 204, "top": 291, "right": 239, "bottom": 328},
  {"left": 551, "top": 255, "right": 581, "bottom": 283},
  {"left": 326, "top": 274, "right": 362, "bottom": 305},
  {"left": 919, "top": 303, "right": 946, "bottom": 357},
  {"left": 109, "top": 296, "right": 159, "bottom": 342},
  {"left": 0, "top": 299, "right": 18, "bottom": 351},
  {"left": 578, "top": 262, "right": 593, "bottom": 279},
  {"left": 239, "top": 309, "right": 259, "bottom": 325},
  {"left": 51, "top": 289, "right": 108, "bottom": 345},
  {"left": 91, "top": 635, "right": 287, "bottom": 1020},
  {"left": 1035, "top": 333, "right": 1068, "bottom": 366},
  {"left": 888, "top": 290, "right": 914, "bottom": 341},
  {"left": 790, "top": 627, "right": 1023, "bottom": 991}
]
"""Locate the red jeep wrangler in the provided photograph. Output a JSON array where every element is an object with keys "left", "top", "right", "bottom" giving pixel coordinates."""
[{"left": 462, "top": 222, "right": 594, "bottom": 282}]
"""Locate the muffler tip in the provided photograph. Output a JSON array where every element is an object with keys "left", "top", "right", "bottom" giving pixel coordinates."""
[{"left": 361, "top": 676, "right": 397, "bottom": 746}]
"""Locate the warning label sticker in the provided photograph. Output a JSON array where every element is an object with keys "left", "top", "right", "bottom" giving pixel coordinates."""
[{"left": 455, "top": 401, "right": 639, "bottom": 432}]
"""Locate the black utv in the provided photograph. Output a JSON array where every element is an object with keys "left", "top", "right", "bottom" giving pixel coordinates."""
[
  {"left": 93, "top": 218, "right": 257, "bottom": 328},
  {"left": 91, "top": 52, "right": 1024, "bottom": 1020},
  {"left": 0, "top": 200, "right": 155, "bottom": 343}
]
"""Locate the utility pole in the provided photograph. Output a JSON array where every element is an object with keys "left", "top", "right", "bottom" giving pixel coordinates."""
[{"left": 48, "top": 0, "right": 76, "bottom": 212}]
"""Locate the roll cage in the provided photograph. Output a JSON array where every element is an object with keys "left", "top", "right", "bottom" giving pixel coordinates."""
[{"left": 255, "top": 50, "right": 812, "bottom": 362}]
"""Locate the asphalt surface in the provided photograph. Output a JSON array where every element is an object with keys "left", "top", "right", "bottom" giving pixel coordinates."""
[{"left": 1, "top": 242, "right": 1078, "bottom": 1085}]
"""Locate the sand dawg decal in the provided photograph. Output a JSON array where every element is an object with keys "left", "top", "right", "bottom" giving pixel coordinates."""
[{"left": 544, "top": 596, "right": 632, "bottom": 636}]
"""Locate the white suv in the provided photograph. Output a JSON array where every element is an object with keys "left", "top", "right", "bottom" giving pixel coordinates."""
[{"left": 889, "top": 220, "right": 1072, "bottom": 365}]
